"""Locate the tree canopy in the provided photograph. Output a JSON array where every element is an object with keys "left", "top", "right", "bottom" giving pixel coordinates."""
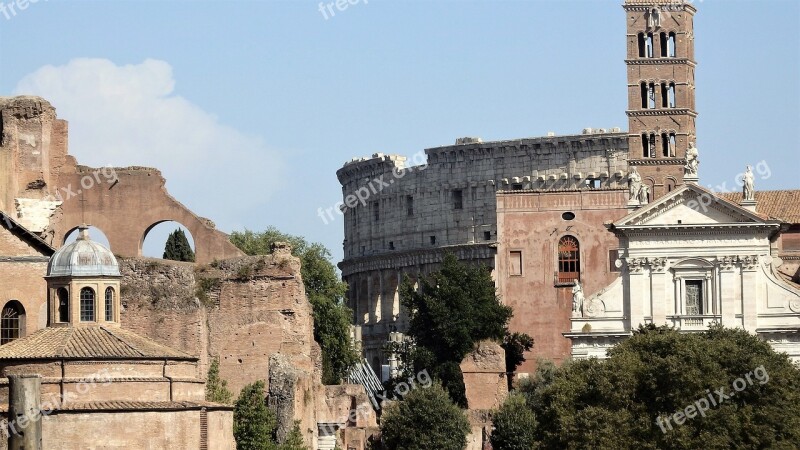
[
  {"left": 230, "top": 228, "right": 358, "bottom": 384},
  {"left": 380, "top": 382, "right": 470, "bottom": 450},
  {"left": 163, "top": 228, "right": 195, "bottom": 262},
  {"left": 395, "top": 253, "right": 531, "bottom": 407},
  {"left": 233, "top": 381, "right": 277, "bottom": 450},
  {"left": 518, "top": 325, "right": 800, "bottom": 450}
]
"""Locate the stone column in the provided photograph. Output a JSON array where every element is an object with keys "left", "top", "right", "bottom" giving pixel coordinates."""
[
  {"left": 626, "top": 258, "right": 648, "bottom": 329},
  {"left": 741, "top": 256, "right": 760, "bottom": 331},
  {"left": 8, "top": 374, "right": 43, "bottom": 450},
  {"left": 650, "top": 258, "right": 668, "bottom": 325},
  {"left": 718, "top": 258, "right": 739, "bottom": 327}
]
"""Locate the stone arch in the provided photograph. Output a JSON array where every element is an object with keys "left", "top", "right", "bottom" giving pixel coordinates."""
[
  {"left": 51, "top": 167, "right": 244, "bottom": 264},
  {"left": 63, "top": 225, "right": 112, "bottom": 249},
  {"left": 140, "top": 220, "right": 196, "bottom": 260}
]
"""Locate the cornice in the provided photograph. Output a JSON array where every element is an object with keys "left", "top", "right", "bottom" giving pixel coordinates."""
[
  {"left": 628, "top": 158, "right": 684, "bottom": 166},
  {"left": 339, "top": 243, "right": 496, "bottom": 277},
  {"left": 625, "top": 58, "right": 696, "bottom": 67},
  {"left": 626, "top": 109, "right": 698, "bottom": 118}
]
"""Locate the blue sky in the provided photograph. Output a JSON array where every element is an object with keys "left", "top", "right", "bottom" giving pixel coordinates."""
[{"left": 1, "top": 0, "right": 798, "bottom": 262}]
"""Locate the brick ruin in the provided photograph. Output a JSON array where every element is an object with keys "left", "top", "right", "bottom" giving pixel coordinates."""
[
  {"left": 0, "top": 96, "right": 378, "bottom": 448},
  {"left": 0, "top": 96, "right": 243, "bottom": 264}
]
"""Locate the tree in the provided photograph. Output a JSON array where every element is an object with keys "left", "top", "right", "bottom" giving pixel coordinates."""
[
  {"left": 502, "top": 332, "right": 535, "bottom": 390},
  {"left": 521, "top": 325, "right": 800, "bottom": 450},
  {"left": 490, "top": 393, "right": 538, "bottom": 450},
  {"left": 206, "top": 357, "right": 233, "bottom": 404},
  {"left": 163, "top": 228, "right": 195, "bottom": 262},
  {"left": 395, "top": 253, "right": 531, "bottom": 406},
  {"left": 278, "top": 421, "right": 308, "bottom": 450},
  {"left": 234, "top": 381, "right": 277, "bottom": 450},
  {"left": 380, "top": 382, "right": 470, "bottom": 450},
  {"left": 230, "top": 228, "right": 358, "bottom": 384}
]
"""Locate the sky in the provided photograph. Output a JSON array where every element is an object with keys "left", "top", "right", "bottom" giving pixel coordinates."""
[{"left": 1, "top": 0, "right": 799, "bottom": 263}]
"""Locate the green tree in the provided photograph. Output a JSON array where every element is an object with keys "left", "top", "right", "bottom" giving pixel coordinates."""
[
  {"left": 206, "top": 357, "right": 233, "bottom": 404},
  {"left": 490, "top": 393, "right": 538, "bottom": 450},
  {"left": 278, "top": 421, "right": 308, "bottom": 450},
  {"left": 230, "top": 228, "right": 358, "bottom": 384},
  {"left": 380, "top": 382, "right": 470, "bottom": 450},
  {"left": 521, "top": 325, "right": 800, "bottom": 450},
  {"left": 163, "top": 228, "right": 195, "bottom": 262},
  {"left": 395, "top": 253, "right": 531, "bottom": 406},
  {"left": 502, "top": 332, "right": 535, "bottom": 389},
  {"left": 234, "top": 381, "right": 277, "bottom": 450}
]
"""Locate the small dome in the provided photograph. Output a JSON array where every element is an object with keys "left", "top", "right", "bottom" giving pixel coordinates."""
[{"left": 47, "top": 226, "right": 120, "bottom": 277}]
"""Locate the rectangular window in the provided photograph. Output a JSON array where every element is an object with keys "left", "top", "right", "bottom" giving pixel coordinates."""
[
  {"left": 484, "top": 231, "right": 492, "bottom": 241},
  {"left": 509, "top": 251, "right": 523, "bottom": 276},
  {"left": 389, "top": 241, "right": 395, "bottom": 250},
  {"left": 453, "top": 190, "right": 463, "bottom": 210},
  {"left": 406, "top": 196, "right": 414, "bottom": 216},
  {"left": 429, "top": 236, "right": 436, "bottom": 245},
  {"left": 373, "top": 202, "right": 380, "bottom": 222},
  {"left": 609, "top": 249, "right": 621, "bottom": 273},
  {"left": 685, "top": 280, "right": 704, "bottom": 315}
]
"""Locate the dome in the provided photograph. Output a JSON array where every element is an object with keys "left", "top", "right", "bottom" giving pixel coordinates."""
[{"left": 47, "top": 226, "right": 120, "bottom": 277}]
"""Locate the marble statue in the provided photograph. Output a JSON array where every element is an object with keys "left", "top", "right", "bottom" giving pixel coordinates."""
[
  {"left": 572, "top": 280, "right": 585, "bottom": 318},
  {"left": 743, "top": 165, "right": 755, "bottom": 201},
  {"left": 684, "top": 142, "right": 699, "bottom": 177},
  {"left": 639, "top": 184, "right": 650, "bottom": 204},
  {"left": 628, "top": 167, "right": 642, "bottom": 201}
]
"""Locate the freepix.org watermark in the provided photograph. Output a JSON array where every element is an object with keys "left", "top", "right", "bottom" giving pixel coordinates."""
[
  {"left": 1, "top": 369, "right": 112, "bottom": 439},
  {"left": 318, "top": 0, "right": 367, "bottom": 21},
  {"left": 317, "top": 151, "right": 428, "bottom": 225},
  {"left": 0, "top": 0, "right": 47, "bottom": 21},
  {"left": 656, "top": 365, "right": 769, "bottom": 434}
]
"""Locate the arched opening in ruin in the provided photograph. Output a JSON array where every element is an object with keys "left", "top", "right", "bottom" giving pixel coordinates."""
[
  {"left": 141, "top": 221, "right": 196, "bottom": 261},
  {"left": 64, "top": 226, "right": 112, "bottom": 249}
]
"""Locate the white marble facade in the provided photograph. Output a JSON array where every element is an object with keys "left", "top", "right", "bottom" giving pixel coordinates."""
[{"left": 566, "top": 183, "right": 800, "bottom": 362}]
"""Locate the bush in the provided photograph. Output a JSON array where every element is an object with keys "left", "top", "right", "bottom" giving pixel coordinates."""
[
  {"left": 380, "top": 382, "right": 470, "bottom": 450},
  {"left": 490, "top": 393, "right": 538, "bottom": 450}
]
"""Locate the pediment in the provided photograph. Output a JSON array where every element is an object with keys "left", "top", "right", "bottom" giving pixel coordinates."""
[{"left": 616, "top": 184, "right": 767, "bottom": 227}]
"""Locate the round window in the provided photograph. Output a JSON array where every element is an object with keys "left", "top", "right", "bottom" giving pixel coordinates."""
[{"left": 562, "top": 212, "right": 576, "bottom": 221}]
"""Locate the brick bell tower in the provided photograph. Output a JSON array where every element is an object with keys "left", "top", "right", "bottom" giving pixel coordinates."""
[{"left": 624, "top": 0, "right": 698, "bottom": 200}]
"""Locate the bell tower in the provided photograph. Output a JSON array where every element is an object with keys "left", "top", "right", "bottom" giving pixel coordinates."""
[{"left": 624, "top": 0, "right": 698, "bottom": 200}]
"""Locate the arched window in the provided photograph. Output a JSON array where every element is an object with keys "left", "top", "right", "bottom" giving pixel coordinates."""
[
  {"left": 1, "top": 301, "right": 24, "bottom": 344},
  {"left": 558, "top": 236, "right": 580, "bottom": 284},
  {"left": 80, "top": 288, "right": 95, "bottom": 322},
  {"left": 105, "top": 287, "right": 114, "bottom": 322},
  {"left": 668, "top": 32, "right": 677, "bottom": 57},
  {"left": 57, "top": 287, "right": 69, "bottom": 322}
]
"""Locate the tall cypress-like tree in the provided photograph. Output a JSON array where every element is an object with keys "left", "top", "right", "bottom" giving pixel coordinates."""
[
  {"left": 233, "top": 381, "right": 277, "bottom": 450},
  {"left": 163, "top": 228, "right": 195, "bottom": 262}
]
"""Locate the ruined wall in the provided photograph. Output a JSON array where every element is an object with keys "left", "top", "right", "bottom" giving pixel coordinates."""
[
  {"left": 0, "top": 96, "right": 244, "bottom": 264},
  {"left": 118, "top": 249, "right": 334, "bottom": 447},
  {"left": 0, "top": 222, "right": 51, "bottom": 337}
]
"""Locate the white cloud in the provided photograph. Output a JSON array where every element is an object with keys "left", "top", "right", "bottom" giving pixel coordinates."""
[{"left": 13, "top": 58, "right": 285, "bottom": 230}]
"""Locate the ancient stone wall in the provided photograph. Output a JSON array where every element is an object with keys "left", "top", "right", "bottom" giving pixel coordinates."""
[{"left": 0, "top": 96, "right": 244, "bottom": 264}]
